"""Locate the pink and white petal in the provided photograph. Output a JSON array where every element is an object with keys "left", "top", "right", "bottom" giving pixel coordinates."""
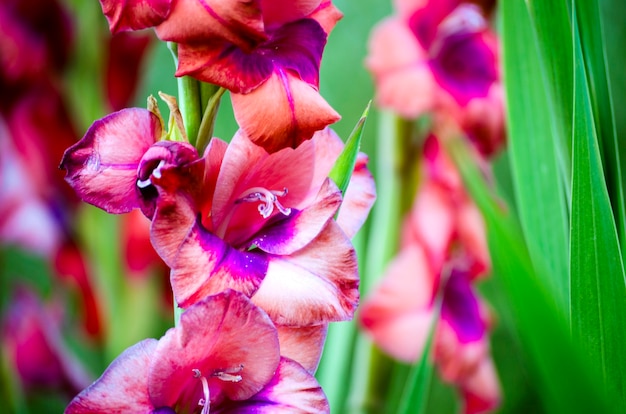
[
  {"left": 359, "top": 244, "right": 435, "bottom": 362},
  {"left": 66, "top": 339, "right": 157, "bottom": 413},
  {"left": 220, "top": 358, "right": 329, "bottom": 413},
  {"left": 337, "top": 153, "right": 376, "bottom": 239},
  {"left": 169, "top": 221, "right": 268, "bottom": 308},
  {"left": 455, "top": 200, "right": 490, "bottom": 278},
  {"left": 404, "top": 181, "right": 454, "bottom": 271},
  {"left": 276, "top": 324, "right": 328, "bottom": 374},
  {"left": 149, "top": 290, "right": 280, "bottom": 406},
  {"left": 461, "top": 356, "right": 501, "bottom": 414},
  {"left": 374, "top": 65, "right": 437, "bottom": 119},
  {"left": 100, "top": 0, "right": 171, "bottom": 34},
  {"left": 250, "top": 179, "right": 341, "bottom": 255},
  {"left": 155, "top": 0, "right": 264, "bottom": 47},
  {"left": 231, "top": 70, "right": 340, "bottom": 154},
  {"left": 262, "top": 0, "right": 322, "bottom": 27},
  {"left": 252, "top": 221, "right": 358, "bottom": 326},
  {"left": 307, "top": 0, "right": 343, "bottom": 35},
  {"left": 60, "top": 108, "right": 161, "bottom": 214},
  {"left": 365, "top": 17, "right": 425, "bottom": 77}
]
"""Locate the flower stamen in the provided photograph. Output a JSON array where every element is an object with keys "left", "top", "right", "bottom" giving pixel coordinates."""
[
  {"left": 236, "top": 187, "right": 291, "bottom": 219},
  {"left": 192, "top": 369, "right": 210, "bottom": 414},
  {"left": 213, "top": 364, "right": 244, "bottom": 383},
  {"left": 136, "top": 159, "right": 166, "bottom": 189}
]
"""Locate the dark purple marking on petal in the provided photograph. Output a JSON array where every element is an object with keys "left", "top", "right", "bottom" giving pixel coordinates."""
[
  {"left": 429, "top": 31, "right": 497, "bottom": 105},
  {"left": 441, "top": 269, "right": 485, "bottom": 343},
  {"left": 179, "top": 18, "right": 325, "bottom": 93},
  {"left": 151, "top": 408, "right": 176, "bottom": 414},
  {"left": 170, "top": 219, "right": 269, "bottom": 308}
]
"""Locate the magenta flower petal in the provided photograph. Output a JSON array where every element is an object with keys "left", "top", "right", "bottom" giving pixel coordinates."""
[
  {"left": 168, "top": 220, "right": 268, "bottom": 308},
  {"left": 430, "top": 30, "right": 497, "bottom": 105},
  {"left": 60, "top": 108, "right": 161, "bottom": 214},
  {"left": 148, "top": 290, "right": 280, "bottom": 407},
  {"left": 252, "top": 221, "right": 359, "bottom": 325},
  {"left": 66, "top": 339, "right": 158, "bottom": 413},
  {"left": 219, "top": 358, "right": 329, "bottom": 412},
  {"left": 441, "top": 270, "right": 485, "bottom": 343},
  {"left": 99, "top": 0, "right": 172, "bottom": 34},
  {"left": 262, "top": 0, "right": 322, "bottom": 27},
  {"left": 250, "top": 179, "right": 341, "bottom": 255},
  {"left": 176, "top": 18, "right": 325, "bottom": 93}
]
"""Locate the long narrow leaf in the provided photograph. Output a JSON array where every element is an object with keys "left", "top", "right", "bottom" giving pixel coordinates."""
[
  {"left": 446, "top": 138, "right": 614, "bottom": 413},
  {"left": 570, "top": 13, "right": 626, "bottom": 408},
  {"left": 575, "top": 0, "right": 626, "bottom": 257},
  {"left": 501, "top": 0, "right": 569, "bottom": 312}
]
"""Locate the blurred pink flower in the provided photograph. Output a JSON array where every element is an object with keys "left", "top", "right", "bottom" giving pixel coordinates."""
[
  {"left": 366, "top": 0, "right": 504, "bottom": 156},
  {"left": 98, "top": 0, "right": 341, "bottom": 152},
  {"left": 66, "top": 290, "right": 329, "bottom": 413},
  {"left": 1, "top": 288, "right": 91, "bottom": 395},
  {"left": 359, "top": 135, "right": 499, "bottom": 413}
]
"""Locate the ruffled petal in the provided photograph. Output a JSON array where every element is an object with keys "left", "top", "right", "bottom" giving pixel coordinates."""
[
  {"left": 60, "top": 108, "right": 161, "bottom": 214},
  {"left": 250, "top": 179, "right": 341, "bottom": 255},
  {"left": 232, "top": 70, "right": 340, "bottom": 153},
  {"left": 252, "top": 221, "right": 358, "bottom": 325},
  {"left": 168, "top": 219, "right": 268, "bottom": 309},
  {"left": 374, "top": 64, "right": 438, "bottom": 118},
  {"left": 66, "top": 339, "right": 158, "bottom": 413},
  {"left": 148, "top": 290, "right": 280, "bottom": 406},
  {"left": 336, "top": 153, "right": 377, "bottom": 239},
  {"left": 155, "top": 0, "right": 264, "bottom": 47},
  {"left": 220, "top": 358, "right": 329, "bottom": 412},
  {"left": 359, "top": 244, "right": 434, "bottom": 362},
  {"left": 99, "top": 0, "right": 171, "bottom": 34},
  {"left": 276, "top": 325, "right": 328, "bottom": 374},
  {"left": 461, "top": 356, "right": 501, "bottom": 414}
]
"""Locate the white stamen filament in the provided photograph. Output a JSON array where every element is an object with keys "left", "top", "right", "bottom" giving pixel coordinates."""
[
  {"left": 235, "top": 187, "right": 291, "bottom": 219},
  {"left": 192, "top": 369, "right": 210, "bottom": 414}
]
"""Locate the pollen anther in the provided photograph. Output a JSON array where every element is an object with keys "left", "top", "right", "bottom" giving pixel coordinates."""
[{"left": 236, "top": 187, "right": 291, "bottom": 219}]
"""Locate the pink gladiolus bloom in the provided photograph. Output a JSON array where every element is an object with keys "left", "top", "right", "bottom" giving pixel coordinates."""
[
  {"left": 65, "top": 290, "right": 329, "bottom": 413},
  {"left": 149, "top": 127, "right": 375, "bottom": 327},
  {"left": 366, "top": 0, "right": 504, "bottom": 155},
  {"left": 98, "top": 0, "right": 341, "bottom": 152},
  {"left": 60, "top": 108, "right": 375, "bottom": 354},
  {"left": 359, "top": 136, "right": 499, "bottom": 413}
]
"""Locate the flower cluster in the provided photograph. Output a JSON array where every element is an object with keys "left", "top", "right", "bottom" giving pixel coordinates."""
[
  {"left": 360, "top": 0, "right": 503, "bottom": 413},
  {"left": 60, "top": 0, "right": 375, "bottom": 412}
]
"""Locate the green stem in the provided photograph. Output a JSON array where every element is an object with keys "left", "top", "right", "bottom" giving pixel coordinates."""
[
  {"left": 167, "top": 42, "right": 203, "bottom": 146},
  {"left": 196, "top": 87, "right": 226, "bottom": 154}
]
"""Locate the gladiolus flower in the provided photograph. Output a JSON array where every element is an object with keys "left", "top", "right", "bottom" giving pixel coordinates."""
[
  {"left": 98, "top": 0, "right": 342, "bottom": 152},
  {"left": 150, "top": 127, "right": 375, "bottom": 327},
  {"left": 65, "top": 290, "right": 329, "bottom": 413},
  {"left": 366, "top": 0, "right": 504, "bottom": 155},
  {"left": 359, "top": 135, "right": 499, "bottom": 413},
  {"left": 60, "top": 107, "right": 375, "bottom": 359}
]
